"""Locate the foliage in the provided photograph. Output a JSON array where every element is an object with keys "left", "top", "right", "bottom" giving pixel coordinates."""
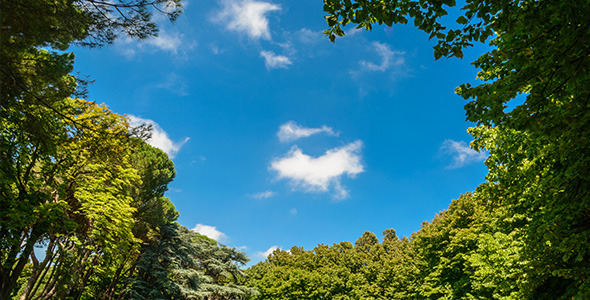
[
  {"left": 247, "top": 194, "right": 526, "bottom": 299},
  {"left": 323, "top": 0, "right": 590, "bottom": 297},
  {"left": 1, "top": 0, "right": 183, "bottom": 147},
  {"left": 0, "top": 0, "right": 184, "bottom": 298},
  {"left": 1, "top": 98, "right": 139, "bottom": 299},
  {"left": 4, "top": 0, "right": 588, "bottom": 298},
  {"left": 128, "top": 138, "right": 179, "bottom": 242},
  {"left": 1, "top": 0, "right": 257, "bottom": 299},
  {"left": 128, "top": 223, "right": 258, "bottom": 300},
  {"left": 247, "top": 229, "right": 418, "bottom": 299}
]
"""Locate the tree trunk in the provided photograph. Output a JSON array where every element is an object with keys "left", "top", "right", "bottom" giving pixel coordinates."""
[
  {"left": 19, "top": 239, "right": 55, "bottom": 300},
  {"left": 100, "top": 254, "right": 129, "bottom": 300},
  {"left": 0, "top": 230, "right": 40, "bottom": 300}
]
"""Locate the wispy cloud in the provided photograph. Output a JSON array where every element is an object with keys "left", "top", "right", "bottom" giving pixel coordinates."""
[
  {"left": 191, "top": 224, "right": 228, "bottom": 242},
  {"left": 213, "top": 0, "right": 280, "bottom": 40},
  {"left": 145, "top": 30, "right": 183, "bottom": 54},
  {"left": 128, "top": 115, "right": 189, "bottom": 159},
  {"left": 257, "top": 245, "right": 279, "bottom": 258},
  {"left": 295, "top": 28, "right": 321, "bottom": 44},
  {"left": 116, "top": 29, "right": 193, "bottom": 58},
  {"left": 349, "top": 42, "right": 409, "bottom": 96},
  {"left": 359, "top": 42, "right": 405, "bottom": 72},
  {"left": 250, "top": 190, "right": 276, "bottom": 199},
  {"left": 209, "top": 43, "right": 224, "bottom": 55},
  {"left": 151, "top": 0, "right": 184, "bottom": 21},
  {"left": 270, "top": 141, "right": 364, "bottom": 200},
  {"left": 290, "top": 208, "right": 298, "bottom": 215},
  {"left": 156, "top": 73, "right": 189, "bottom": 96},
  {"left": 260, "top": 51, "right": 292, "bottom": 69},
  {"left": 441, "top": 139, "right": 488, "bottom": 169},
  {"left": 277, "top": 121, "right": 337, "bottom": 143},
  {"left": 346, "top": 27, "right": 365, "bottom": 37}
]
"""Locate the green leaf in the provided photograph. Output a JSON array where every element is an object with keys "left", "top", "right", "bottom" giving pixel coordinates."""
[{"left": 457, "top": 16, "right": 469, "bottom": 24}]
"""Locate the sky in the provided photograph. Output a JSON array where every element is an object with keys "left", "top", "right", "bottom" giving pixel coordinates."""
[{"left": 71, "top": 0, "right": 490, "bottom": 265}]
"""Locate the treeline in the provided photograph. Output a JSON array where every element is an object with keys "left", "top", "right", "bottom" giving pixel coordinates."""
[
  {"left": 247, "top": 193, "right": 531, "bottom": 299},
  {"left": 0, "top": 0, "right": 256, "bottom": 299}
]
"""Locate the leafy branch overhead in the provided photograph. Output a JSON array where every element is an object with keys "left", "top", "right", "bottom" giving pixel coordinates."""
[{"left": 323, "top": 0, "right": 496, "bottom": 59}]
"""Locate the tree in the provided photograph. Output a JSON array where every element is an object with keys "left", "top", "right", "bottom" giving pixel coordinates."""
[
  {"left": 128, "top": 138, "right": 179, "bottom": 242},
  {"left": 323, "top": 0, "right": 590, "bottom": 297},
  {"left": 1, "top": 99, "right": 140, "bottom": 299},
  {"left": 246, "top": 194, "right": 525, "bottom": 299},
  {"left": 1, "top": 0, "right": 183, "bottom": 298},
  {"left": 1, "top": 0, "right": 183, "bottom": 149},
  {"left": 79, "top": 138, "right": 181, "bottom": 300},
  {"left": 128, "top": 223, "right": 258, "bottom": 300},
  {"left": 0, "top": 0, "right": 184, "bottom": 204},
  {"left": 247, "top": 230, "right": 423, "bottom": 299}
]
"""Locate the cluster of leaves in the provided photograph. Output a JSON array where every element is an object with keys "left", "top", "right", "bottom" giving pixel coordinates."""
[{"left": 2, "top": 96, "right": 141, "bottom": 299}]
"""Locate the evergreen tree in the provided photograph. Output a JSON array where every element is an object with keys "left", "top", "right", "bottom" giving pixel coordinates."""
[{"left": 128, "top": 223, "right": 258, "bottom": 300}]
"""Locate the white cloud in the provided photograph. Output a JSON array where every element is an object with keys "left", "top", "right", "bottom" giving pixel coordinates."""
[
  {"left": 359, "top": 42, "right": 405, "bottom": 72},
  {"left": 270, "top": 141, "right": 364, "bottom": 199},
  {"left": 277, "top": 121, "right": 337, "bottom": 142},
  {"left": 156, "top": 73, "right": 189, "bottom": 96},
  {"left": 290, "top": 208, "right": 297, "bottom": 215},
  {"left": 260, "top": 51, "right": 292, "bottom": 69},
  {"left": 441, "top": 139, "right": 488, "bottom": 169},
  {"left": 257, "top": 245, "right": 279, "bottom": 258},
  {"left": 128, "top": 115, "right": 189, "bottom": 159},
  {"left": 209, "top": 43, "right": 224, "bottom": 55},
  {"left": 346, "top": 26, "right": 365, "bottom": 37},
  {"left": 214, "top": 0, "right": 281, "bottom": 40},
  {"left": 146, "top": 30, "right": 183, "bottom": 54},
  {"left": 251, "top": 190, "right": 276, "bottom": 199},
  {"left": 191, "top": 224, "right": 228, "bottom": 242},
  {"left": 115, "top": 29, "right": 194, "bottom": 58},
  {"left": 295, "top": 28, "right": 321, "bottom": 44}
]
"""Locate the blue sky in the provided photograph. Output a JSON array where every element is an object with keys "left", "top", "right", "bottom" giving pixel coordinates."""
[{"left": 72, "top": 0, "right": 489, "bottom": 264}]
